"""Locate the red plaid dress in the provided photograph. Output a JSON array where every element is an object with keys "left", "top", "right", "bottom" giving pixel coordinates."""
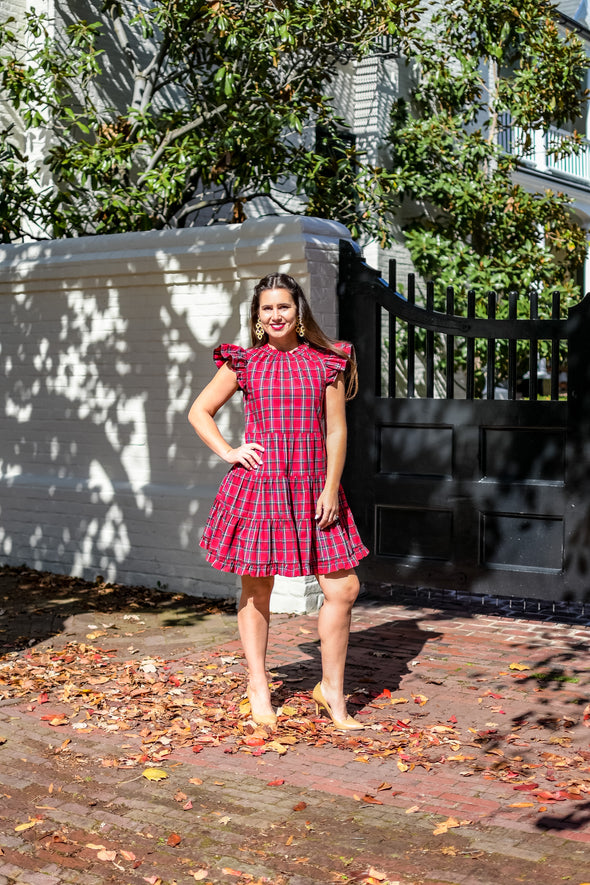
[{"left": 200, "top": 341, "right": 369, "bottom": 577}]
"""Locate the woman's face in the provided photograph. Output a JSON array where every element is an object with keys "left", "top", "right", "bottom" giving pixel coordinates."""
[{"left": 258, "top": 287, "right": 299, "bottom": 349}]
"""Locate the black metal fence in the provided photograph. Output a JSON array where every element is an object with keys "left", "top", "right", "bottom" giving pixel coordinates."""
[
  {"left": 376, "top": 260, "right": 569, "bottom": 401},
  {"left": 339, "top": 240, "right": 590, "bottom": 603}
]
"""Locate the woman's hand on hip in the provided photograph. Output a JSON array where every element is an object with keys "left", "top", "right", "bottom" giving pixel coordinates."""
[
  {"left": 315, "top": 487, "right": 339, "bottom": 529},
  {"left": 223, "top": 442, "right": 264, "bottom": 470}
]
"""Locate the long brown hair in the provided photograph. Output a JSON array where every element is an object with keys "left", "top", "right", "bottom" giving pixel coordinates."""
[{"left": 250, "top": 273, "right": 358, "bottom": 400}]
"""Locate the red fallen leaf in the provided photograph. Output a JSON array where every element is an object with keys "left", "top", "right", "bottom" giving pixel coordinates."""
[
  {"left": 166, "top": 833, "right": 181, "bottom": 847},
  {"left": 583, "top": 703, "right": 590, "bottom": 727},
  {"left": 38, "top": 692, "right": 49, "bottom": 704},
  {"left": 40, "top": 713, "right": 65, "bottom": 721},
  {"left": 513, "top": 784, "right": 539, "bottom": 792},
  {"left": 221, "top": 869, "right": 243, "bottom": 878},
  {"left": 534, "top": 790, "right": 566, "bottom": 801},
  {"left": 267, "top": 778, "right": 285, "bottom": 786},
  {"left": 293, "top": 801, "right": 307, "bottom": 811},
  {"left": 373, "top": 688, "right": 391, "bottom": 700},
  {"left": 191, "top": 745, "right": 203, "bottom": 754},
  {"left": 244, "top": 738, "right": 266, "bottom": 747},
  {"left": 448, "top": 715, "right": 458, "bottom": 724},
  {"left": 362, "top": 794, "right": 383, "bottom": 805},
  {"left": 168, "top": 676, "right": 181, "bottom": 687},
  {"left": 183, "top": 800, "right": 193, "bottom": 810}
]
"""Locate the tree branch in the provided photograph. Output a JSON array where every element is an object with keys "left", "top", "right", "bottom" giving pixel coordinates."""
[{"left": 137, "top": 103, "right": 228, "bottom": 183}]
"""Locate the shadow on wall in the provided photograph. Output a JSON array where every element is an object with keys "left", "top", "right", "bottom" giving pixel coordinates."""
[{"left": 0, "top": 231, "right": 247, "bottom": 596}]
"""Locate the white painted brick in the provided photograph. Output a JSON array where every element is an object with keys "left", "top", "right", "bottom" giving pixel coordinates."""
[{"left": 0, "top": 217, "right": 355, "bottom": 611}]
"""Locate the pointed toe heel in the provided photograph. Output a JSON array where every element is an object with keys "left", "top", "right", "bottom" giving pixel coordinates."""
[
  {"left": 312, "top": 682, "right": 363, "bottom": 731},
  {"left": 246, "top": 689, "right": 277, "bottom": 727}
]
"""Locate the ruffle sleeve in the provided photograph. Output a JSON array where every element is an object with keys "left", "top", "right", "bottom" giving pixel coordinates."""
[
  {"left": 323, "top": 341, "right": 353, "bottom": 385},
  {"left": 213, "top": 344, "right": 249, "bottom": 392}
]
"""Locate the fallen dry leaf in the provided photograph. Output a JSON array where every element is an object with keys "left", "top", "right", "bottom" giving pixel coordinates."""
[
  {"left": 97, "top": 849, "right": 117, "bottom": 862},
  {"left": 142, "top": 768, "right": 168, "bottom": 781},
  {"left": 266, "top": 740, "right": 288, "bottom": 755},
  {"left": 166, "top": 833, "right": 181, "bottom": 847},
  {"left": 362, "top": 794, "right": 383, "bottom": 805},
  {"left": 509, "top": 662, "right": 530, "bottom": 671},
  {"left": 14, "top": 819, "right": 40, "bottom": 832},
  {"left": 433, "top": 816, "right": 471, "bottom": 835},
  {"left": 293, "top": 801, "right": 307, "bottom": 811}
]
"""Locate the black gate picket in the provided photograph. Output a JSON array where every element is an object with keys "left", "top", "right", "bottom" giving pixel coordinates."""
[{"left": 338, "top": 240, "right": 590, "bottom": 602}]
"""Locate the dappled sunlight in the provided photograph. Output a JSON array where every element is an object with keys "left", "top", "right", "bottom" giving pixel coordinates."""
[
  {"left": 0, "top": 220, "right": 344, "bottom": 598},
  {"left": 0, "top": 229, "right": 247, "bottom": 594}
]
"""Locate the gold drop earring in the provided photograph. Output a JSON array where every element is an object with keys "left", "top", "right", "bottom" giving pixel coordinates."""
[
  {"left": 296, "top": 317, "right": 305, "bottom": 337},
  {"left": 255, "top": 319, "right": 265, "bottom": 340}
]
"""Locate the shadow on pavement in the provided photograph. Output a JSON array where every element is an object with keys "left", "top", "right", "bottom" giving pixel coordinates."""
[
  {"left": 271, "top": 617, "right": 443, "bottom": 707},
  {"left": 0, "top": 564, "right": 236, "bottom": 654},
  {"left": 537, "top": 801, "right": 590, "bottom": 832}
]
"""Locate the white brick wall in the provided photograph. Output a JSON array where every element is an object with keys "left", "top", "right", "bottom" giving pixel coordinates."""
[{"left": 0, "top": 216, "right": 354, "bottom": 609}]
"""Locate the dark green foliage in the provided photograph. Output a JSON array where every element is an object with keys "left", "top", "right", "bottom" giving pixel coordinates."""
[{"left": 0, "top": 0, "right": 423, "bottom": 241}]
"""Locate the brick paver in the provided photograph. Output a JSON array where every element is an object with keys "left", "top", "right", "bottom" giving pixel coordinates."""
[{"left": 0, "top": 567, "right": 589, "bottom": 884}]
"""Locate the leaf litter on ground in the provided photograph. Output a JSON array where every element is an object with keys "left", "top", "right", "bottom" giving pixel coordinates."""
[{"left": 1, "top": 633, "right": 589, "bottom": 799}]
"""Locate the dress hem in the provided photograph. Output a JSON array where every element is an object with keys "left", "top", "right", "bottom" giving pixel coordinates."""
[{"left": 200, "top": 541, "right": 370, "bottom": 577}]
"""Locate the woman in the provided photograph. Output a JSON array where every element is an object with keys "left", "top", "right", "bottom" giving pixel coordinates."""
[{"left": 188, "top": 273, "right": 369, "bottom": 730}]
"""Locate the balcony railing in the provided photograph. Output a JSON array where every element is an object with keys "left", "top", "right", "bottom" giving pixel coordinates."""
[{"left": 498, "top": 118, "right": 590, "bottom": 184}]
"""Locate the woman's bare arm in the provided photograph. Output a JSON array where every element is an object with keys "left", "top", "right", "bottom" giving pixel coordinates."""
[
  {"left": 316, "top": 373, "right": 347, "bottom": 528},
  {"left": 188, "top": 364, "right": 264, "bottom": 470}
]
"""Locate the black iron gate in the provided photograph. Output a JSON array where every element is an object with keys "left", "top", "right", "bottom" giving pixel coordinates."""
[{"left": 338, "top": 240, "right": 590, "bottom": 602}]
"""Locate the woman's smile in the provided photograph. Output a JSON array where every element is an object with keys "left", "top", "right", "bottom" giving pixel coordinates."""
[{"left": 258, "top": 288, "right": 299, "bottom": 350}]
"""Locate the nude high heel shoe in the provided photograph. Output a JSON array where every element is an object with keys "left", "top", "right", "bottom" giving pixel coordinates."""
[
  {"left": 312, "top": 682, "right": 363, "bottom": 731},
  {"left": 246, "top": 688, "right": 277, "bottom": 727}
]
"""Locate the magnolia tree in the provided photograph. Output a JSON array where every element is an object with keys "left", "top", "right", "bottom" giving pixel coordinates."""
[
  {"left": 387, "top": 0, "right": 589, "bottom": 317},
  {"left": 0, "top": 0, "right": 423, "bottom": 243}
]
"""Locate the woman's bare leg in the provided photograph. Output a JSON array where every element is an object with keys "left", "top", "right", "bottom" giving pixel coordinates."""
[
  {"left": 238, "top": 575, "right": 275, "bottom": 715},
  {"left": 315, "top": 568, "right": 360, "bottom": 722}
]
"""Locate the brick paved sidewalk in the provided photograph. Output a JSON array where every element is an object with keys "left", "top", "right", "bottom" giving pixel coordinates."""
[{"left": 0, "top": 567, "right": 589, "bottom": 885}]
